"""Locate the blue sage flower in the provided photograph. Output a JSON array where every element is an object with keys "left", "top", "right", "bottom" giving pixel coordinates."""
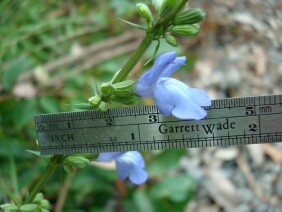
[
  {"left": 135, "top": 51, "right": 211, "bottom": 120},
  {"left": 97, "top": 151, "right": 148, "bottom": 185}
]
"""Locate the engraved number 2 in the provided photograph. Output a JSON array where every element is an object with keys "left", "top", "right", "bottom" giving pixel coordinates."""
[
  {"left": 249, "top": 124, "right": 257, "bottom": 132},
  {"left": 105, "top": 118, "right": 113, "bottom": 126}
]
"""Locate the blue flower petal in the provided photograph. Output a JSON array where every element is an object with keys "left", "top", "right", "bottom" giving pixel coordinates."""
[
  {"left": 150, "top": 52, "right": 177, "bottom": 80},
  {"left": 188, "top": 88, "right": 211, "bottom": 106},
  {"left": 160, "top": 56, "right": 186, "bottom": 78},
  {"left": 116, "top": 158, "right": 133, "bottom": 179},
  {"left": 135, "top": 52, "right": 176, "bottom": 97},
  {"left": 97, "top": 152, "right": 123, "bottom": 162},
  {"left": 154, "top": 79, "right": 175, "bottom": 115},
  {"left": 155, "top": 78, "right": 211, "bottom": 120},
  {"left": 129, "top": 167, "right": 148, "bottom": 185},
  {"left": 116, "top": 151, "right": 146, "bottom": 183},
  {"left": 172, "top": 97, "right": 208, "bottom": 120}
]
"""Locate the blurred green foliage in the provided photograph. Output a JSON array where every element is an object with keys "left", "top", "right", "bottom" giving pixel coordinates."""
[{"left": 0, "top": 0, "right": 196, "bottom": 211}]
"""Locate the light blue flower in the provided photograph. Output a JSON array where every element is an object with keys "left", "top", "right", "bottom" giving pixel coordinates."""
[
  {"left": 97, "top": 151, "right": 148, "bottom": 185},
  {"left": 135, "top": 51, "right": 211, "bottom": 120}
]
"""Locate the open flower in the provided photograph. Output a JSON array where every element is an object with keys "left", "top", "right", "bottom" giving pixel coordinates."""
[
  {"left": 135, "top": 51, "right": 211, "bottom": 120},
  {"left": 97, "top": 151, "right": 148, "bottom": 185}
]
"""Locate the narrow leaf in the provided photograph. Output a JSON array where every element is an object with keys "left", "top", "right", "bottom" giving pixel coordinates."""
[
  {"left": 25, "top": 150, "right": 41, "bottom": 157},
  {"left": 117, "top": 18, "right": 146, "bottom": 31}
]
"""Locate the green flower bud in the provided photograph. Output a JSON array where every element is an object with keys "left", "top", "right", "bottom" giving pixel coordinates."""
[
  {"left": 158, "top": 0, "right": 183, "bottom": 21},
  {"left": 64, "top": 156, "right": 89, "bottom": 169},
  {"left": 136, "top": 3, "right": 153, "bottom": 23},
  {"left": 164, "top": 34, "right": 179, "bottom": 47},
  {"left": 171, "top": 24, "right": 199, "bottom": 37},
  {"left": 110, "top": 80, "right": 139, "bottom": 105},
  {"left": 100, "top": 82, "right": 114, "bottom": 97},
  {"left": 111, "top": 95, "right": 139, "bottom": 105},
  {"left": 152, "top": 0, "right": 164, "bottom": 14},
  {"left": 112, "top": 80, "right": 136, "bottom": 92},
  {"left": 32, "top": 193, "right": 44, "bottom": 204},
  {"left": 0, "top": 203, "right": 18, "bottom": 211},
  {"left": 98, "top": 101, "right": 107, "bottom": 111},
  {"left": 19, "top": 204, "right": 39, "bottom": 212},
  {"left": 173, "top": 8, "right": 206, "bottom": 25},
  {"left": 40, "top": 200, "right": 50, "bottom": 209},
  {"left": 88, "top": 95, "right": 101, "bottom": 107}
]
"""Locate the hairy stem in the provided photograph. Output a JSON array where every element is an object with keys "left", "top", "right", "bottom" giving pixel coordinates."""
[
  {"left": 110, "top": 34, "right": 153, "bottom": 84},
  {"left": 23, "top": 156, "right": 64, "bottom": 204}
]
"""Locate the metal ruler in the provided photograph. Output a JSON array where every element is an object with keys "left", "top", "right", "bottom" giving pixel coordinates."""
[{"left": 34, "top": 94, "right": 282, "bottom": 155}]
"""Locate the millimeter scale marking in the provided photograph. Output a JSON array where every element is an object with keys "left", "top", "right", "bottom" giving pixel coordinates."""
[{"left": 34, "top": 94, "right": 282, "bottom": 155}]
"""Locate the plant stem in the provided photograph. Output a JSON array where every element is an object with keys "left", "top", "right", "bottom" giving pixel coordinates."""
[
  {"left": 23, "top": 156, "right": 64, "bottom": 204},
  {"left": 110, "top": 34, "right": 153, "bottom": 84}
]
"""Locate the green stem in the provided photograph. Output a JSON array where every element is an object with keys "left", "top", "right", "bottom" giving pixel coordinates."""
[
  {"left": 24, "top": 156, "right": 64, "bottom": 204},
  {"left": 110, "top": 34, "right": 153, "bottom": 84}
]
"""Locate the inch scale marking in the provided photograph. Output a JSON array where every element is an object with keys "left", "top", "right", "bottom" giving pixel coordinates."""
[{"left": 34, "top": 94, "right": 282, "bottom": 155}]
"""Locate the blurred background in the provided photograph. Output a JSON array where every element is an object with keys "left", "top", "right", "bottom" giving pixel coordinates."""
[{"left": 0, "top": 0, "right": 281, "bottom": 211}]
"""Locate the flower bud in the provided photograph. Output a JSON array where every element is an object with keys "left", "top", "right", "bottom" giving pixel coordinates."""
[
  {"left": 111, "top": 95, "right": 139, "bottom": 105},
  {"left": 101, "top": 82, "right": 114, "bottom": 97},
  {"left": 152, "top": 0, "right": 164, "bottom": 14},
  {"left": 0, "top": 203, "right": 18, "bottom": 211},
  {"left": 88, "top": 95, "right": 101, "bottom": 107},
  {"left": 40, "top": 200, "right": 50, "bottom": 209},
  {"left": 171, "top": 24, "right": 199, "bottom": 37},
  {"left": 64, "top": 156, "right": 89, "bottom": 169},
  {"left": 110, "top": 80, "right": 139, "bottom": 105},
  {"left": 32, "top": 193, "right": 44, "bottom": 204},
  {"left": 19, "top": 204, "right": 39, "bottom": 212},
  {"left": 164, "top": 34, "right": 179, "bottom": 47},
  {"left": 136, "top": 3, "right": 153, "bottom": 23},
  {"left": 173, "top": 8, "right": 206, "bottom": 25},
  {"left": 158, "top": 0, "right": 183, "bottom": 21},
  {"left": 112, "top": 80, "right": 136, "bottom": 92},
  {"left": 98, "top": 101, "right": 107, "bottom": 111}
]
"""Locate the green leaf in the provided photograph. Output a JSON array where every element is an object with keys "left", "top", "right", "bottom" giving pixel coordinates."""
[
  {"left": 133, "top": 189, "right": 154, "bottom": 212},
  {"left": 11, "top": 99, "right": 38, "bottom": 128},
  {"left": 38, "top": 97, "right": 60, "bottom": 114},
  {"left": 3, "top": 57, "right": 33, "bottom": 90},
  {"left": 117, "top": 18, "right": 146, "bottom": 31},
  {"left": 152, "top": 174, "right": 197, "bottom": 202},
  {"left": 147, "top": 149, "right": 186, "bottom": 177}
]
